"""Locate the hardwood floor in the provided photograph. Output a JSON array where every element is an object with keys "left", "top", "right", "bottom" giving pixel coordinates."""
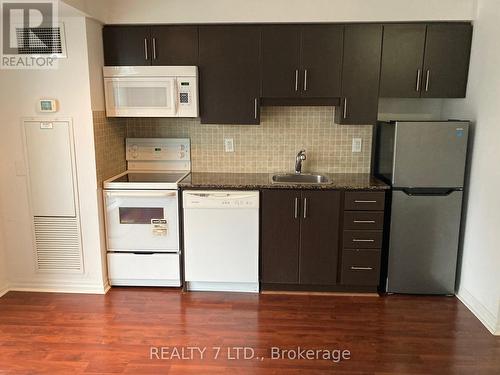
[{"left": 0, "top": 288, "right": 499, "bottom": 374}]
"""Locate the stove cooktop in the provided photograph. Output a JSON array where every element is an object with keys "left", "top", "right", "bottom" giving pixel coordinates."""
[{"left": 103, "top": 170, "right": 190, "bottom": 190}]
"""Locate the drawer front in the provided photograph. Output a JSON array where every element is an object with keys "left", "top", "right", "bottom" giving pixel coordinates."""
[
  {"left": 107, "top": 253, "right": 181, "bottom": 287},
  {"left": 343, "top": 211, "right": 384, "bottom": 230},
  {"left": 343, "top": 230, "right": 382, "bottom": 249},
  {"left": 344, "top": 191, "right": 385, "bottom": 211},
  {"left": 341, "top": 249, "right": 381, "bottom": 286}
]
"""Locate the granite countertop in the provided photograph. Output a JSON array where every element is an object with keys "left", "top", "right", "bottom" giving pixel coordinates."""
[{"left": 178, "top": 172, "right": 389, "bottom": 190}]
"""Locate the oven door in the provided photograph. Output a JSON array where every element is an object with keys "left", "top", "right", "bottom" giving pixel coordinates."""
[
  {"left": 104, "top": 190, "right": 179, "bottom": 252},
  {"left": 104, "top": 77, "right": 177, "bottom": 117}
]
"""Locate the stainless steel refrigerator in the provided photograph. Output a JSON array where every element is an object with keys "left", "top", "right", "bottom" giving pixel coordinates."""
[{"left": 375, "top": 121, "right": 469, "bottom": 295}]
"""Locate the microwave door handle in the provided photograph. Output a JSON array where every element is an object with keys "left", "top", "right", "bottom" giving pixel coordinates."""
[{"left": 173, "top": 79, "right": 179, "bottom": 115}]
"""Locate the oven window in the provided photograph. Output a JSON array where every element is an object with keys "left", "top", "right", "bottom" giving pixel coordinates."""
[{"left": 119, "top": 207, "right": 164, "bottom": 224}]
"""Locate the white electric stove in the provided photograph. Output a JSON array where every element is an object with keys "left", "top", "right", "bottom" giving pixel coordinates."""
[{"left": 103, "top": 138, "right": 190, "bottom": 287}]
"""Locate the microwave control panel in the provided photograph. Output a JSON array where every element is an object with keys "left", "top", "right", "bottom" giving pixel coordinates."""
[{"left": 176, "top": 76, "right": 198, "bottom": 117}]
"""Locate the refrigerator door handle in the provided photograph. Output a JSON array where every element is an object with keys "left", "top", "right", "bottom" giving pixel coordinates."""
[{"left": 401, "top": 188, "right": 457, "bottom": 196}]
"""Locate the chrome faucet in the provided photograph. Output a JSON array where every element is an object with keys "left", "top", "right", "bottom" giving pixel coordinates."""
[{"left": 295, "top": 149, "right": 306, "bottom": 174}]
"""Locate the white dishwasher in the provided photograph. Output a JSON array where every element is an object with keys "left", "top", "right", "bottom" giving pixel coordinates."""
[{"left": 183, "top": 190, "right": 259, "bottom": 293}]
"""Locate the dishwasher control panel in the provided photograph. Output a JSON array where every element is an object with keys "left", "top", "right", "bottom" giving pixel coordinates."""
[{"left": 183, "top": 191, "right": 259, "bottom": 209}]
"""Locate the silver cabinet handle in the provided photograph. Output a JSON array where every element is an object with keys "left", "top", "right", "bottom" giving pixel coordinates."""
[
  {"left": 303, "top": 198, "right": 307, "bottom": 219},
  {"left": 353, "top": 220, "right": 376, "bottom": 224},
  {"left": 352, "top": 239, "right": 375, "bottom": 242},
  {"left": 295, "top": 70, "right": 299, "bottom": 92},
  {"left": 416, "top": 69, "right": 421, "bottom": 92},
  {"left": 152, "top": 37, "right": 157, "bottom": 60},
  {"left": 343, "top": 98, "right": 348, "bottom": 119},
  {"left": 350, "top": 266, "right": 373, "bottom": 271},
  {"left": 354, "top": 200, "right": 376, "bottom": 203},
  {"left": 254, "top": 98, "right": 258, "bottom": 119},
  {"left": 425, "top": 70, "right": 430, "bottom": 92},
  {"left": 294, "top": 197, "right": 299, "bottom": 219},
  {"left": 144, "top": 38, "right": 148, "bottom": 60},
  {"left": 303, "top": 69, "right": 308, "bottom": 91}
]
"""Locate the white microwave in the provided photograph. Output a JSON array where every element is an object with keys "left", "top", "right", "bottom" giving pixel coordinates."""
[{"left": 103, "top": 66, "right": 199, "bottom": 117}]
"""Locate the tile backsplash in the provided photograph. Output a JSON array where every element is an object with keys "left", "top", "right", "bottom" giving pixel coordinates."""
[
  {"left": 93, "top": 106, "right": 373, "bottom": 185},
  {"left": 126, "top": 106, "right": 373, "bottom": 173},
  {"left": 93, "top": 111, "right": 126, "bottom": 186}
]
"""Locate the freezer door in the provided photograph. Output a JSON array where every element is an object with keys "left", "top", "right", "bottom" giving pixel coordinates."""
[
  {"left": 387, "top": 189, "right": 463, "bottom": 294},
  {"left": 393, "top": 121, "right": 468, "bottom": 188}
]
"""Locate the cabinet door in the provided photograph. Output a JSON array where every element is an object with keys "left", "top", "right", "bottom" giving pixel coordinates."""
[
  {"left": 261, "top": 190, "right": 301, "bottom": 284},
  {"left": 300, "top": 25, "right": 343, "bottom": 98},
  {"left": 199, "top": 25, "right": 261, "bottom": 124},
  {"left": 379, "top": 24, "right": 426, "bottom": 98},
  {"left": 421, "top": 23, "right": 472, "bottom": 98},
  {"left": 103, "top": 26, "right": 151, "bottom": 66},
  {"left": 299, "top": 191, "right": 341, "bottom": 285},
  {"left": 151, "top": 26, "right": 198, "bottom": 66},
  {"left": 336, "top": 24, "right": 383, "bottom": 125},
  {"left": 262, "top": 25, "right": 301, "bottom": 98}
]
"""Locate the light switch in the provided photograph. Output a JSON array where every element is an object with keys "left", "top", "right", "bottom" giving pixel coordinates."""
[
  {"left": 224, "top": 138, "right": 234, "bottom": 152},
  {"left": 352, "top": 137, "right": 362, "bottom": 153},
  {"left": 15, "top": 160, "right": 26, "bottom": 176}
]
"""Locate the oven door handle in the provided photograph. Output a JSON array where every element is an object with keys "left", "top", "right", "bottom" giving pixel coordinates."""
[{"left": 105, "top": 191, "right": 177, "bottom": 198}]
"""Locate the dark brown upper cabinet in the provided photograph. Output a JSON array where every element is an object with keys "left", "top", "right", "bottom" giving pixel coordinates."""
[
  {"left": 421, "top": 23, "right": 472, "bottom": 98},
  {"left": 380, "top": 23, "right": 472, "bottom": 98},
  {"left": 150, "top": 26, "right": 198, "bottom": 65},
  {"left": 379, "top": 24, "right": 427, "bottom": 98},
  {"left": 336, "top": 24, "right": 383, "bottom": 125},
  {"left": 103, "top": 25, "right": 198, "bottom": 66},
  {"left": 261, "top": 189, "right": 340, "bottom": 286},
  {"left": 103, "top": 26, "right": 151, "bottom": 66},
  {"left": 261, "top": 25, "right": 343, "bottom": 99},
  {"left": 261, "top": 25, "right": 300, "bottom": 98},
  {"left": 198, "top": 25, "right": 261, "bottom": 124}
]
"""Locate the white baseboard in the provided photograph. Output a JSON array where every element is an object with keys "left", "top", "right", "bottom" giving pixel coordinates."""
[
  {"left": 0, "top": 282, "right": 9, "bottom": 298},
  {"left": 457, "top": 288, "right": 499, "bottom": 336},
  {"left": 8, "top": 280, "right": 109, "bottom": 295}
]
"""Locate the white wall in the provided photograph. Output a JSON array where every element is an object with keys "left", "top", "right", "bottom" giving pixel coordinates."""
[
  {"left": 86, "top": 17, "right": 105, "bottom": 111},
  {"left": 65, "top": 0, "right": 475, "bottom": 24},
  {"left": 0, "top": 195, "right": 8, "bottom": 297},
  {"left": 441, "top": 0, "right": 500, "bottom": 335},
  {"left": 85, "top": 16, "right": 109, "bottom": 285},
  {"left": 0, "top": 16, "right": 107, "bottom": 293}
]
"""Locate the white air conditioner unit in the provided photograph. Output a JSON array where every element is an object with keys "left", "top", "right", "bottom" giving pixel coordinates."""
[{"left": 13, "top": 22, "right": 67, "bottom": 58}]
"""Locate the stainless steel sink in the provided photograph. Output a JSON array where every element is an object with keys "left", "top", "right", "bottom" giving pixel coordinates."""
[{"left": 271, "top": 173, "right": 330, "bottom": 184}]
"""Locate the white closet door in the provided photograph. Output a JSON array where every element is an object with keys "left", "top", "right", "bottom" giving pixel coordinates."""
[{"left": 24, "top": 121, "right": 76, "bottom": 217}]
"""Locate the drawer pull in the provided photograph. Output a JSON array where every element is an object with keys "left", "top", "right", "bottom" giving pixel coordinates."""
[
  {"left": 352, "top": 239, "right": 375, "bottom": 242},
  {"left": 353, "top": 220, "right": 375, "bottom": 224},
  {"left": 354, "top": 200, "right": 377, "bottom": 203},
  {"left": 350, "top": 266, "right": 373, "bottom": 271}
]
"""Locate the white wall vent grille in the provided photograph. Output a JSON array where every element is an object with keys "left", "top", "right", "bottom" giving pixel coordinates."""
[
  {"left": 33, "top": 216, "right": 83, "bottom": 272},
  {"left": 15, "top": 24, "right": 67, "bottom": 58}
]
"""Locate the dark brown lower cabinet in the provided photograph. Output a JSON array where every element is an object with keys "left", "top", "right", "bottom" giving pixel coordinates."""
[
  {"left": 261, "top": 190, "right": 300, "bottom": 284},
  {"left": 299, "top": 191, "right": 340, "bottom": 285},
  {"left": 340, "top": 191, "right": 386, "bottom": 288},
  {"left": 261, "top": 189, "right": 386, "bottom": 292},
  {"left": 261, "top": 189, "right": 340, "bottom": 286}
]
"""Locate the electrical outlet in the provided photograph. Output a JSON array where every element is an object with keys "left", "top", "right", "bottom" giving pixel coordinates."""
[
  {"left": 224, "top": 138, "right": 234, "bottom": 152},
  {"left": 352, "top": 137, "right": 362, "bottom": 153}
]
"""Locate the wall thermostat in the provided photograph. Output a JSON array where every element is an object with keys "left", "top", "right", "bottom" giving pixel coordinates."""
[{"left": 38, "top": 99, "right": 58, "bottom": 113}]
